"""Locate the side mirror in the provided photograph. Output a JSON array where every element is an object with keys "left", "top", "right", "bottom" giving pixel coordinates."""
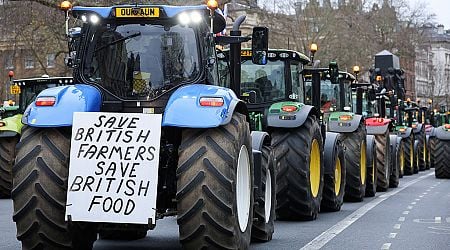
[
  {"left": 328, "top": 61, "right": 339, "bottom": 84},
  {"left": 251, "top": 26, "right": 268, "bottom": 65}
]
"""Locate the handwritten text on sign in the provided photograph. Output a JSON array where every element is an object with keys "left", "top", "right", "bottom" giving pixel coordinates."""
[{"left": 66, "top": 112, "right": 162, "bottom": 224}]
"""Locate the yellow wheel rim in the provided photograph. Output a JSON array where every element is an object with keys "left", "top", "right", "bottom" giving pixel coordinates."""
[
  {"left": 410, "top": 140, "right": 413, "bottom": 169},
  {"left": 310, "top": 139, "right": 321, "bottom": 198},
  {"left": 335, "top": 158, "right": 341, "bottom": 196},
  {"left": 360, "top": 141, "right": 367, "bottom": 185},
  {"left": 400, "top": 144, "right": 405, "bottom": 173},
  {"left": 423, "top": 143, "right": 426, "bottom": 163},
  {"left": 372, "top": 158, "right": 375, "bottom": 183}
]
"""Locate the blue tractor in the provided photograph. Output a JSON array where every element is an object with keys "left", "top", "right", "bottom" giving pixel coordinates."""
[{"left": 11, "top": 1, "right": 275, "bottom": 249}]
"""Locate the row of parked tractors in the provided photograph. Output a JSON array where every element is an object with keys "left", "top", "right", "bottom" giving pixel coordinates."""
[{"left": 0, "top": 1, "right": 449, "bottom": 249}]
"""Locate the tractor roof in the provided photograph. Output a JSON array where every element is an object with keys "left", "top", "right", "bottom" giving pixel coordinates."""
[
  {"left": 304, "top": 68, "right": 356, "bottom": 82},
  {"left": 13, "top": 77, "right": 73, "bottom": 86},
  {"left": 72, "top": 5, "right": 210, "bottom": 19},
  {"left": 240, "top": 48, "right": 310, "bottom": 64}
]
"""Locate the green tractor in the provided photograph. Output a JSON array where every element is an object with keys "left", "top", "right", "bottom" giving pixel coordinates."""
[
  {"left": 304, "top": 62, "right": 368, "bottom": 202},
  {"left": 350, "top": 79, "right": 382, "bottom": 196},
  {"left": 218, "top": 47, "right": 346, "bottom": 218},
  {"left": 0, "top": 76, "right": 72, "bottom": 198}
]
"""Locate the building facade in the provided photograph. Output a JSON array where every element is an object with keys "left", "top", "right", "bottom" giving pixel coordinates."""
[{"left": 416, "top": 24, "right": 450, "bottom": 110}]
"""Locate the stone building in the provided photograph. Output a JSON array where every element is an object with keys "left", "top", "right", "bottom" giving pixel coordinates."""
[{"left": 416, "top": 24, "right": 450, "bottom": 110}]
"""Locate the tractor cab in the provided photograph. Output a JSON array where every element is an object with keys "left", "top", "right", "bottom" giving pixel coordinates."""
[
  {"left": 218, "top": 49, "right": 310, "bottom": 130},
  {"left": 11, "top": 77, "right": 73, "bottom": 113},
  {"left": 66, "top": 5, "right": 227, "bottom": 110},
  {"left": 304, "top": 63, "right": 356, "bottom": 122}
]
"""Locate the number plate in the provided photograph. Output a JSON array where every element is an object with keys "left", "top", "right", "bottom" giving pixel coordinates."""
[
  {"left": 66, "top": 112, "right": 162, "bottom": 224},
  {"left": 115, "top": 7, "right": 160, "bottom": 18},
  {"left": 10, "top": 85, "right": 20, "bottom": 94}
]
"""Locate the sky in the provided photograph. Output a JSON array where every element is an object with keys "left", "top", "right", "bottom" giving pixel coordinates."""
[{"left": 421, "top": 0, "right": 450, "bottom": 28}]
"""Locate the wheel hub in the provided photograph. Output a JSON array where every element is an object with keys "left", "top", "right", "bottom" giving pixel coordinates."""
[
  {"left": 360, "top": 141, "right": 367, "bottom": 185},
  {"left": 264, "top": 170, "right": 272, "bottom": 223},
  {"left": 236, "top": 145, "right": 251, "bottom": 233},
  {"left": 310, "top": 139, "right": 321, "bottom": 198},
  {"left": 334, "top": 158, "right": 341, "bottom": 196}
]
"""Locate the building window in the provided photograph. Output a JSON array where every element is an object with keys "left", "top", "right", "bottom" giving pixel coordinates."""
[
  {"left": 4, "top": 53, "right": 13, "bottom": 69},
  {"left": 47, "top": 54, "right": 56, "bottom": 68},
  {"left": 24, "top": 55, "right": 34, "bottom": 69}
]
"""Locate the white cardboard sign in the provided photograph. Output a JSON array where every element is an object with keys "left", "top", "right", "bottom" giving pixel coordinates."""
[{"left": 66, "top": 112, "right": 162, "bottom": 224}]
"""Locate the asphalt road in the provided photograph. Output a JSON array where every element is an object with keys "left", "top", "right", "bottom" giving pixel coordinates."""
[{"left": 1, "top": 169, "right": 449, "bottom": 250}]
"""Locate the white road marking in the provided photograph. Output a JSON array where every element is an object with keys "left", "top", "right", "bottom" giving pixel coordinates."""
[
  {"left": 381, "top": 243, "right": 392, "bottom": 250},
  {"left": 446, "top": 217, "right": 450, "bottom": 223},
  {"left": 389, "top": 233, "right": 397, "bottom": 238},
  {"left": 407, "top": 206, "right": 413, "bottom": 209},
  {"left": 299, "top": 172, "right": 433, "bottom": 250},
  {"left": 435, "top": 217, "right": 442, "bottom": 223},
  {"left": 411, "top": 202, "right": 417, "bottom": 205},
  {"left": 398, "top": 217, "right": 405, "bottom": 222},
  {"left": 423, "top": 192, "right": 427, "bottom": 195},
  {"left": 394, "top": 224, "right": 402, "bottom": 229},
  {"left": 403, "top": 211, "right": 410, "bottom": 215},
  {"left": 415, "top": 198, "right": 421, "bottom": 201},
  {"left": 419, "top": 195, "right": 424, "bottom": 198}
]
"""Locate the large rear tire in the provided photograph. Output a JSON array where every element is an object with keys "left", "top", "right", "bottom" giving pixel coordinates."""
[
  {"left": 375, "top": 130, "right": 391, "bottom": 192},
  {"left": 320, "top": 138, "right": 345, "bottom": 212},
  {"left": 177, "top": 113, "right": 254, "bottom": 249},
  {"left": 403, "top": 134, "right": 415, "bottom": 175},
  {"left": 434, "top": 139, "right": 450, "bottom": 178},
  {"left": 272, "top": 116, "right": 324, "bottom": 220},
  {"left": 251, "top": 146, "right": 275, "bottom": 242},
  {"left": 389, "top": 135, "right": 400, "bottom": 188},
  {"left": 365, "top": 136, "right": 377, "bottom": 197},
  {"left": 342, "top": 123, "right": 367, "bottom": 202},
  {"left": 12, "top": 126, "right": 97, "bottom": 249},
  {"left": 0, "top": 136, "right": 19, "bottom": 198}
]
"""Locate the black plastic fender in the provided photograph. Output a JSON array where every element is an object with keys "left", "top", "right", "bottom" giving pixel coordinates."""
[
  {"left": 267, "top": 105, "right": 319, "bottom": 128},
  {"left": 413, "top": 123, "right": 423, "bottom": 134},
  {"left": 328, "top": 114, "right": 363, "bottom": 133},
  {"left": 251, "top": 131, "right": 271, "bottom": 201},
  {"left": 396, "top": 136, "right": 402, "bottom": 145},
  {"left": 323, "top": 132, "right": 343, "bottom": 175},
  {"left": 397, "top": 127, "right": 413, "bottom": 138},
  {"left": 434, "top": 126, "right": 450, "bottom": 141}
]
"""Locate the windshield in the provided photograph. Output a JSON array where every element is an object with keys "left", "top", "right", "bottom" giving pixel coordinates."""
[
  {"left": 83, "top": 23, "right": 200, "bottom": 99},
  {"left": 240, "top": 60, "right": 285, "bottom": 102}
]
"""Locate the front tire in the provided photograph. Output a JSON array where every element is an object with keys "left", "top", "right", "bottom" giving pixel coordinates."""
[
  {"left": 272, "top": 116, "right": 324, "bottom": 220},
  {"left": 12, "top": 126, "right": 96, "bottom": 250},
  {"left": 389, "top": 135, "right": 399, "bottom": 188},
  {"left": 375, "top": 130, "right": 391, "bottom": 192},
  {"left": 403, "top": 134, "right": 415, "bottom": 175},
  {"left": 0, "top": 136, "right": 19, "bottom": 198},
  {"left": 434, "top": 139, "right": 450, "bottom": 178},
  {"left": 177, "top": 113, "right": 254, "bottom": 249},
  {"left": 251, "top": 146, "right": 275, "bottom": 242},
  {"left": 365, "top": 135, "right": 377, "bottom": 197},
  {"left": 342, "top": 123, "right": 367, "bottom": 202},
  {"left": 321, "top": 137, "right": 345, "bottom": 212}
]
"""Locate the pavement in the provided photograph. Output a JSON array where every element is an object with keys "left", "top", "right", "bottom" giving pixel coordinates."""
[{"left": 1, "top": 169, "right": 448, "bottom": 250}]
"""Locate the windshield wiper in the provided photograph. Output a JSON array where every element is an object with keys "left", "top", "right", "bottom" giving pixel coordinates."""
[{"left": 95, "top": 32, "right": 141, "bottom": 52}]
